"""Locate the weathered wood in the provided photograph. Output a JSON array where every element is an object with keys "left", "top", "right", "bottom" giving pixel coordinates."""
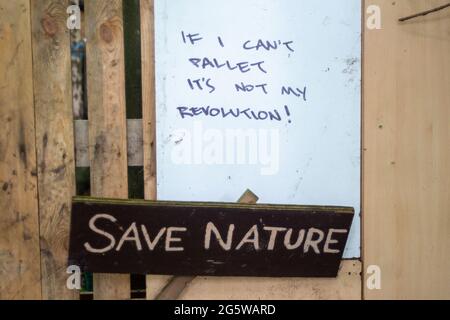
[
  {"left": 237, "top": 189, "right": 259, "bottom": 204},
  {"left": 141, "top": 0, "right": 157, "bottom": 200},
  {"left": 140, "top": 0, "right": 159, "bottom": 300},
  {"left": 75, "top": 119, "right": 143, "bottom": 167},
  {"left": 364, "top": 0, "right": 450, "bottom": 299},
  {"left": 147, "top": 275, "right": 172, "bottom": 300},
  {"left": 0, "top": 0, "right": 42, "bottom": 299},
  {"left": 31, "top": 0, "right": 77, "bottom": 300},
  {"left": 127, "top": 119, "right": 144, "bottom": 167},
  {"left": 85, "top": 0, "right": 130, "bottom": 300},
  {"left": 74, "top": 120, "right": 89, "bottom": 167},
  {"left": 156, "top": 276, "right": 195, "bottom": 301}
]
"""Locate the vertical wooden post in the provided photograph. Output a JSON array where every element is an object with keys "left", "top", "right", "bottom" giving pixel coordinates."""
[
  {"left": 85, "top": 0, "right": 130, "bottom": 300},
  {"left": 141, "top": 0, "right": 157, "bottom": 200},
  {"left": 140, "top": 0, "right": 165, "bottom": 299},
  {"left": 363, "top": 0, "right": 450, "bottom": 299},
  {"left": 31, "top": 0, "right": 77, "bottom": 300},
  {"left": 0, "top": 0, "right": 42, "bottom": 299}
]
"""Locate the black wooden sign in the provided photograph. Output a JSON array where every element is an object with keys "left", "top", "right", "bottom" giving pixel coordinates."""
[{"left": 68, "top": 197, "right": 354, "bottom": 277}]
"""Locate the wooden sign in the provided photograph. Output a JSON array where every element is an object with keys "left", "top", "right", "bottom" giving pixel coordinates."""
[{"left": 68, "top": 197, "right": 354, "bottom": 277}]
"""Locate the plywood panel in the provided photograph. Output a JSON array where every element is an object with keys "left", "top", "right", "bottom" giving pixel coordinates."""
[
  {"left": 363, "top": 0, "right": 450, "bottom": 299},
  {"left": 31, "top": 0, "right": 77, "bottom": 300},
  {"left": 0, "top": 0, "right": 42, "bottom": 300},
  {"left": 85, "top": 0, "right": 130, "bottom": 300},
  {"left": 180, "top": 260, "right": 361, "bottom": 300}
]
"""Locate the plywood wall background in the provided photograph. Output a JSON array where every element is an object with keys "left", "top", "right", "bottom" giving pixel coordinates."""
[{"left": 363, "top": 0, "right": 450, "bottom": 299}]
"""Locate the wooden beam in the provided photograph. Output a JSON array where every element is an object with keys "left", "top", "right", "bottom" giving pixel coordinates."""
[
  {"left": 140, "top": 0, "right": 161, "bottom": 300},
  {"left": 85, "top": 0, "right": 130, "bottom": 300},
  {"left": 31, "top": 0, "right": 77, "bottom": 300},
  {"left": 141, "top": 0, "right": 157, "bottom": 201},
  {"left": 0, "top": 0, "right": 42, "bottom": 300}
]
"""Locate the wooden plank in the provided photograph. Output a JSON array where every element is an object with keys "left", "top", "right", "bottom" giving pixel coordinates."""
[
  {"left": 156, "top": 189, "right": 259, "bottom": 300},
  {"left": 0, "top": 0, "right": 42, "bottom": 300},
  {"left": 85, "top": 0, "right": 130, "bottom": 300},
  {"left": 140, "top": 0, "right": 160, "bottom": 300},
  {"left": 74, "top": 119, "right": 143, "bottom": 167},
  {"left": 127, "top": 119, "right": 144, "bottom": 167},
  {"left": 156, "top": 276, "right": 196, "bottom": 300},
  {"left": 141, "top": 0, "right": 157, "bottom": 200},
  {"left": 74, "top": 120, "right": 89, "bottom": 167},
  {"left": 31, "top": 0, "right": 77, "bottom": 300},
  {"left": 363, "top": 0, "right": 450, "bottom": 299}
]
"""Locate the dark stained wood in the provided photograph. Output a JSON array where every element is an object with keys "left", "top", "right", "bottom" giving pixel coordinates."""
[{"left": 69, "top": 197, "right": 354, "bottom": 278}]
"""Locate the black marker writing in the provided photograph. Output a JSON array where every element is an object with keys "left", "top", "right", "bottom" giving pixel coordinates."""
[
  {"left": 187, "top": 78, "right": 216, "bottom": 93},
  {"left": 189, "top": 57, "right": 267, "bottom": 74},
  {"left": 217, "top": 36, "right": 225, "bottom": 48},
  {"left": 181, "top": 31, "right": 203, "bottom": 45},
  {"left": 235, "top": 82, "right": 268, "bottom": 94},
  {"left": 243, "top": 39, "right": 295, "bottom": 52},
  {"left": 177, "top": 106, "right": 284, "bottom": 122},
  {"left": 281, "top": 86, "right": 307, "bottom": 101}
]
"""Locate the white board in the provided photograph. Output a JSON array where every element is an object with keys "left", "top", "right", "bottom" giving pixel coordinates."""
[{"left": 155, "top": 0, "right": 361, "bottom": 258}]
